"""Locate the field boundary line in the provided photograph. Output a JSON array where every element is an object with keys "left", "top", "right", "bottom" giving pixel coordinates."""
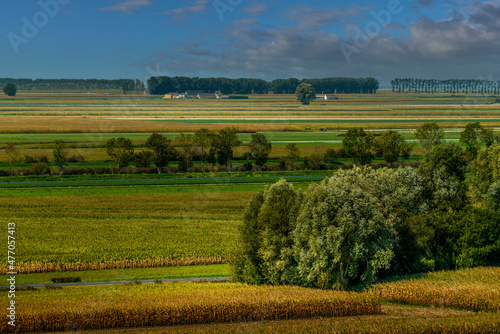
[{"left": 0, "top": 276, "right": 232, "bottom": 288}]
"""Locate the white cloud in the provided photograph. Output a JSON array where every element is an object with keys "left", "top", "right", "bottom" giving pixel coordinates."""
[
  {"left": 161, "top": 0, "right": 208, "bottom": 20},
  {"left": 141, "top": 2, "right": 500, "bottom": 85},
  {"left": 100, "top": 0, "right": 153, "bottom": 13},
  {"left": 241, "top": 2, "right": 269, "bottom": 16}
]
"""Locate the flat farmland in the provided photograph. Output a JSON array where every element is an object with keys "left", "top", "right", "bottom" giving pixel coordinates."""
[
  {"left": 2, "top": 90, "right": 500, "bottom": 333},
  {"left": 1, "top": 91, "right": 500, "bottom": 134},
  {"left": 0, "top": 190, "right": 253, "bottom": 274}
]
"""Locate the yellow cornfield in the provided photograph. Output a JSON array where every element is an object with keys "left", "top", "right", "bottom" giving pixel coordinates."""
[
  {"left": 371, "top": 267, "right": 500, "bottom": 311},
  {"left": 0, "top": 282, "right": 380, "bottom": 333}
]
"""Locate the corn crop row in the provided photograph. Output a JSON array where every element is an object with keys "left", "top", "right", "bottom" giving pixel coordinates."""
[
  {"left": 165, "top": 313, "right": 500, "bottom": 334},
  {"left": 0, "top": 283, "right": 380, "bottom": 333},
  {"left": 372, "top": 280, "right": 500, "bottom": 312}
]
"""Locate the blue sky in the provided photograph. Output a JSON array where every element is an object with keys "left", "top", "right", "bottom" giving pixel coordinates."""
[{"left": 2, "top": 0, "right": 500, "bottom": 86}]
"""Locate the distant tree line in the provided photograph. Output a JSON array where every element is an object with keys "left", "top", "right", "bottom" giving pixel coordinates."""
[
  {"left": 391, "top": 78, "right": 500, "bottom": 94},
  {"left": 148, "top": 76, "right": 379, "bottom": 95},
  {"left": 0, "top": 78, "right": 145, "bottom": 91}
]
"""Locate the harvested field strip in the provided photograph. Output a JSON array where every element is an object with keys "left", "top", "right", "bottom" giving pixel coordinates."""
[
  {"left": 0, "top": 282, "right": 381, "bottom": 333},
  {"left": 92, "top": 307, "right": 500, "bottom": 334},
  {"left": 371, "top": 267, "right": 500, "bottom": 311}
]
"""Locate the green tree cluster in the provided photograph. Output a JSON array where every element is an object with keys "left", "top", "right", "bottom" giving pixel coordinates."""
[
  {"left": 232, "top": 167, "right": 431, "bottom": 289},
  {"left": 233, "top": 142, "right": 500, "bottom": 289},
  {"left": 147, "top": 76, "right": 379, "bottom": 95},
  {"left": 459, "top": 122, "right": 497, "bottom": 159}
]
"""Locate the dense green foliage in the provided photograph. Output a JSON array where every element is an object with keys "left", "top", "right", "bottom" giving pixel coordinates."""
[
  {"left": 52, "top": 140, "right": 67, "bottom": 170},
  {"left": 414, "top": 122, "right": 444, "bottom": 150},
  {"left": 0, "top": 78, "right": 142, "bottom": 91},
  {"left": 210, "top": 127, "right": 241, "bottom": 172},
  {"left": 408, "top": 208, "right": 500, "bottom": 270},
  {"left": 418, "top": 142, "right": 468, "bottom": 211},
  {"left": 469, "top": 144, "right": 500, "bottom": 204},
  {"left": 248, "top": 133, "right": 272, "bottom": 169},
  {"left": 233, "top": 167, "right": 432, "bottom": 289},
  {"left": 375, "top": 130, "right": 411, "bottom": 167},
  {"left": 342, "top": 128, "right": 375, "bottom": 165},
  {"left": 234, "top": 143, "right": 500, "bottom": 289},
  {"left": 295, "top": 83, "right": 316, "bottom": 105},
  {"left": 3, "top": 83, "right": 17, "bottom": 96},
  {"left": 459, "top": 122, "right": 496, "bottom": 159},
  {"left": 147, "top": 76, "right": 379, "bottom": 95},
  {"left": 105, "top": 137, "right": 135, "bottom": 170},
  {"left": 148, "top": 76, "right": 269, "bottom": 95},
  {"left": 145, "top": 133, "right": 178, "bottom": 174}
]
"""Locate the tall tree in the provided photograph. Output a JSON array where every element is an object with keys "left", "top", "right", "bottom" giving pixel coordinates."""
[
  {"left": 295, "top": 83, "right": 316, "bottom": 105},
  {"left": 460, "top": 122, "right": 491, "bottom": 159},
  {"left": 232, "top": 179, "right": 301, "bottom": 284},
  {"left": 419, "top": 142, "right": 468, "bottom": 211},
  {"left": 342, "top": 128, "right": 374, "bottom": 165},
  {"left": 376, "top": 130, "right": 411, "bottom": 167},
  {"left": 285, "top": 143, "right": 301, "bottom": 170},
  {"left": 106, "top": 137, "right": 134, "bottom": 171},
  {"left": 176, "top": 133, "right": 195, "bottom": 173},
  {"left": 5, "top": 143, "right": 19, "bottom": 171},
  {"left": 248, "top": 133, "right": 272, "bottom": 170},
  {"left": 293, "top": 168, "right": 397, "bottom": 289},
  {"left": 145, "top": 133, "right": 177, "bottom": 174},
  {"left": 53, "top": 140, "right": 68, "bottom": 171},
  {"left": 415, "top": 122, "right": 445, "bottom": 151},
  {"left": 194, "top": 128, "right": 212, "bottom": 171},
  {"left": 3, "top": 83, "right": 16, "bottom": 97},
  {"left": 211, "top": 127, "right": 240, "bottom": 172},
  {"left": 469, "top": 144, "right": 500, "bottom": 205}
]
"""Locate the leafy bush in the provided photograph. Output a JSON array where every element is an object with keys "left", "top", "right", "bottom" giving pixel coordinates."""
[
  {"left": 50, "top": 276, "right": 81, "bottom": 283},
  {"left": 66, "top": 155, "right": 85, "bottom": 163},
  {"left": 31, "top": 162, "right": 48, "bottom": 175},
  {"left": 22, "top": 155, "right": 35, "bottom": 164},
  {"left": 34, "top": 153, "right": 49, "bottom": 163},
  {"left": 406, "top": 207, "right": 500, "bottom": 270},
  {"left": 133, "top": 151, "right": 152, "bottom": 168},
  {"left": 450, "top": 207, "right": 500, "bottom": 267}
]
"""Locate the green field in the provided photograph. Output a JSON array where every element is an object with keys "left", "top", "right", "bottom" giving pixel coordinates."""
[{"left": 0, "top": 264, "right": 230, "bottom": 285}]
